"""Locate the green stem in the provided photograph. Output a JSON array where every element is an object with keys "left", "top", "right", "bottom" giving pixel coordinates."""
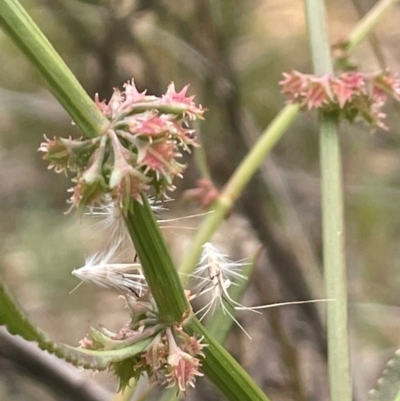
[
  {"left": 304, "top": 1, "right": 351, "bottom": 401},
  {"left": 346, "top": 0, "right": 400, "bottom": 52},
  {"left": 304, "top": 0, "right": 333, "bottom": 75},
  {"left": 187, "top": 318, "right": 271, "bottom": 401},
  {"left": 124, "top": 197, "right": 190, "bottom": 323},
  {"left": 320, "top": 116, "right": 351, "bottom": 401},
  {"left": 179, "top": 104, "right": 299, "bottom": 276},
  {"left": 0, "top": 0, "right": 109, "bottom": 138}
]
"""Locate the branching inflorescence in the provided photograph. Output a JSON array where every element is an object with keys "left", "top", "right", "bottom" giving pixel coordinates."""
[
  {"left": 280, "top": 69, "right": 400, "bottom": 129},
  {"left": 39, "top": 79, "right": 331, "bottom": 393}
]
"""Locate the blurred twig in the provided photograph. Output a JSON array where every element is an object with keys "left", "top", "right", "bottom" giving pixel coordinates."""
[
  {"left": 0, "top": 87, "right": 70, "bottom": 125},
  {"left": 241, "top": 111, "right": 324, "bottom": 307},
  {"left": 347, "top": 0, "right": 399, "bottom": 58},
  {"left": 349, "top": 0, "right": 386, "bottom": 69}
]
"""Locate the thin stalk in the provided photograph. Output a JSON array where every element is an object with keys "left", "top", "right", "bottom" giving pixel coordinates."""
[
  {"left": 0, "top": 0, "right": 110, "bottom": 138},
  {"left": 179, "top": 104, "right": 299, "bottom": 276},
  {"left": 346, "top": 0, "right": 400, "bottom": 52},
  {"left": 304, "top": 2, "right": 351, "bottom": 401}
]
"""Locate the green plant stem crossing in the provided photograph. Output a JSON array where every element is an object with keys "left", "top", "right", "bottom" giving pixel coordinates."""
[{"left": 304, "top": 1, "right": 352, "bottom": 401}]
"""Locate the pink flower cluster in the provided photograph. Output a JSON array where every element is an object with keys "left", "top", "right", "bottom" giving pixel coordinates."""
[
  {"left": 39, "top": 81, "right": 205, "bottom": 212},
  {"left": 79, "top": 292, "right": 205, "bottom": 393},
  {"left": 280, "top": 70, "right": 400, "bottom": 129}
]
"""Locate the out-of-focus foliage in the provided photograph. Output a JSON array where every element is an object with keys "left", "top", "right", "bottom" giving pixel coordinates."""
[{"left": 1, "top": 0, "right": 400, "bottom": 400}]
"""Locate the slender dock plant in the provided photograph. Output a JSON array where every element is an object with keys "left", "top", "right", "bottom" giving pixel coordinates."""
[{"left": 1, "top": 1, "right": 400, "bottom": 400}]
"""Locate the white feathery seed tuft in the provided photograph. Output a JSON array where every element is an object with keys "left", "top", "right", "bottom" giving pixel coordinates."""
[
  {"left": 72, "top": 240, "right": 146, "bottom": 296},
  {"left": 191, "top": 242, "right": 253, "bottom": 338},
  {"left": 191, "top": 242, "right": 334, "bottom": 339}
]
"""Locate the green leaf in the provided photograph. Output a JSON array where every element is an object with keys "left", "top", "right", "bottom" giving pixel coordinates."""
[
  {"left": 51, "top": 340, "right": 153, "bottom": 371},
  {"left": 369, "top": 349, "right": 400, "bottom": 401},
  {"left": 113, "top": 357, "right": 143, "bottom": 391}
]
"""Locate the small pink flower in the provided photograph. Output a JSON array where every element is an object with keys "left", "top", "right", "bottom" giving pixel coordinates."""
[
  {"left": 160, "top": 82, "right": 205, "bottom": 119},
  {"left": 138, "top": 141, "right": 183, "bottom": 177},
  {"left": 373, "top": 70, "right": 400, "bottom": 102},
  {"left": 279, "top": 71, "right": 306, "bottom": 97},
  {"left": 94, "top": 93, "right": 111, "bottom": 117},
  {"left": 331, "top": 72, "right": 365, "bottom": 108},
  {"left": 342, "top": 72, "right": 365, "bottom": 90},
  {"left": 129, "top": 114, "right": 172, "bottom": 137},
  {"left": 304, "top": 79, "right": 330, "bottom": 110},
  {"left": 66, "top": 178, "right": 107, "bottom": 213},
  {"left": 96, "top": 88, "right": 125, "bottom": 118},
  {"left": 173, "top": 326, "right": 207, "bottom": 358},
  {"left": 38, "top": 135, "right": 69, "bottom": 173},
  {"left": 164, "top": 83, "right": 194, "bottom": 105},
  {"left": 123, "top": 79, "right": 147, "bottom": 104},
  {"left": 79, "top": 337, "right": 93, "bottom": 348},
  {"left": 183, "top": 178, "right": 220, "bottom": 209},
  {"left": 143, "top": 333, "right": 168, "bottom": 374},
  {"left": 110, "top": 171, "right": 150, "bottom": 209},
  {"left": 39, "top": 135, "right": 99, "bottom": 174},
  {"left": 165, "top": 328, "right": 204, "bottom": 393}
]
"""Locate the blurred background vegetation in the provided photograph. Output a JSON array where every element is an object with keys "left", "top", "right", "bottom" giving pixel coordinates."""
[{"left": 1, "top": 0, "right": 400, "bottom": 400}]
